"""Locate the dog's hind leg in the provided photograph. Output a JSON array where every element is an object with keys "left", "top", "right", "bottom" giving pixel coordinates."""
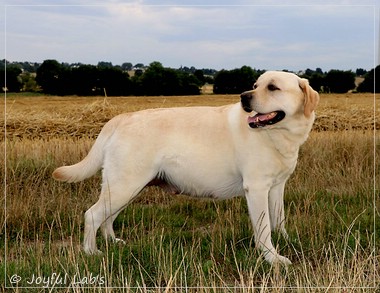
[
  {"left": 83, "top": 170, "right": 153, "bottom": 254},
  {"left": 83, "top": 197, "right": 108, "bottom": 254},
  {"left": 100, "top": 211, "right": 124, "bottom": 243}
]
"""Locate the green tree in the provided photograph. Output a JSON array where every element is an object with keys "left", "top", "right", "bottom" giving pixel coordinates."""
[
  {"left": 1, "top": 65, "right": 22, "bottom": 92},
  {"left": 357, "top": 66, "right": 380, "bottom": 93},
  {"left": 98, "top": 67, "right": 131, "bottom": 96},
  {"left": 20, "top": 72, "right": 38, "bottom": 92},
  {"left": 356, "top": 68, "right": 367, "bottom": 76},
  {"left": 177, "top": 72, "right": 201, "bottom": 95},
  {"left": 141, "top": 61, "right": 166, "bottom": 95},
  {"left": 71, "top": 65, "right": 98, "bottom": 95},
  {"left": 121, "top": 62, "right": 133, "bottom": 71},
  {"left": 134, "top": 63, "right": 145, "bottom": 69},
  {"left": 213, "top": 66, "right": 260, "bottom": 94},
  {"left": 194, "top": 69, "right": 205, "bottom": 86},
  {"left": 301, "top": 68, "right": 326, "bottom": 93},
  {"left": 308, "top": 73, "right": 325, "bottom": 93},
  {"left": 36, "top": 60, "right": 66, "bottom": 95},
  {"left": 213, "top": 69, "right": 229, "bottom": 94},
  {"left": 139, "top": 62, "right": 200, "bottom": 96},
  {"left": 325, "top": 70, "right": 356, "bottom": 93},
  {"left": 97, "top": 61, "right": 113, "bottom": 69},
  {"left": 239, "top": 66, "right": 258, "bottom": 91}
]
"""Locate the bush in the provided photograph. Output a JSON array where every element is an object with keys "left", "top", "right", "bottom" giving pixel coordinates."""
[{"left": 357, "top": 65, "right": 380, "bottom": 93}]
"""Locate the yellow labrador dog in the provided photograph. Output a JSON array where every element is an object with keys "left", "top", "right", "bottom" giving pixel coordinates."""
[{"left": 53, "top": 71, "right": 319, "bottom": 265}]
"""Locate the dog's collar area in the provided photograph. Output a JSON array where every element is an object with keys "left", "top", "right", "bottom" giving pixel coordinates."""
[{"left": 248, "top": 111, "right": 285, "bottom": 128}]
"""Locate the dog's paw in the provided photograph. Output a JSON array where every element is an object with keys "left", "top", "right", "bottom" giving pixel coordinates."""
[
  {"left": 83, "top": 247, "right": 102, "bottom": 255},
  {"left": 265, "top": 253, "right": 292, "bottom": 266},
  {"left": 113, "top": 238, "right": 126, "bottom": 245},
  {"left": 276, "top": 255, "right": 292, "bottom": 266},
  {"left": 88, "top": 250, "right": 103, "bottom": 255}
]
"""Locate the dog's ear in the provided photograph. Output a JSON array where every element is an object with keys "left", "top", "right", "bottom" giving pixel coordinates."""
[{"left": 299, "top": 78, "right": 320, "bottom": 118}]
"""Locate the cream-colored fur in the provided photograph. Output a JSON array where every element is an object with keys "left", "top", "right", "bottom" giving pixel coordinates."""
[{"left": 53, "top": 71, "right": 319, "bottom": 265}]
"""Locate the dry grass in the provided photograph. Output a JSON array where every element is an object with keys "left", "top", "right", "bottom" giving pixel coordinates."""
[
  {"left": 3, "top": 95, "right": 236, "bottom": 140},
  {"left": 1, "top": 93, "right": 379, "bottom": 291},
  {"left": 2, "top": 93, "right": 378, "bottom": 140}
]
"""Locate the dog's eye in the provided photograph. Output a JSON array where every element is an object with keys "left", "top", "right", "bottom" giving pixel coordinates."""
[
  {"left": 268, "top": 84, "right": 279, "bottom": 91},
  {"left": 253, "top": 83, "right": 258, "bottom": 89}
]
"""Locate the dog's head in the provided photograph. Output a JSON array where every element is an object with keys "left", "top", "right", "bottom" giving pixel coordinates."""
[{"left": 240, "top": 71, "right": 319, "bottom": 129}]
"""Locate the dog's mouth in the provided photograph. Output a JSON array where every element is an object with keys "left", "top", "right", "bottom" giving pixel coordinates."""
[{"left": 247, "top": 111, "right": 285, "bottom": 128}]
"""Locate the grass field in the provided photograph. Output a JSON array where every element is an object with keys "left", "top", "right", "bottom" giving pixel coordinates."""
[{"left": 1, "top": 93, "right": 379, "bottom": 292}]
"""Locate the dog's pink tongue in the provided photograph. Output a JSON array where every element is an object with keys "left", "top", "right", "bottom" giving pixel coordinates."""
[{"left": 248, "top": 112, "right": 276, "bottom": 124}]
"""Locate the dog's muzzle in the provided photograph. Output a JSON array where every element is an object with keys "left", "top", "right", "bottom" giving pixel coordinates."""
[
  {"left": 240, "top": 91, "right": 253, "bottom": 113},
  {"left": 240, "top": 91, "right": 285, "bottom": 128}
]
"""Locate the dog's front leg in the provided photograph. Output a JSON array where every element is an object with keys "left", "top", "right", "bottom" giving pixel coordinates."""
[
  {"left": 268, "top": 181, "right": 289, "bottom": 240},
  {"left": 244, "top": 183, "right": 292, "bottom": 266}
]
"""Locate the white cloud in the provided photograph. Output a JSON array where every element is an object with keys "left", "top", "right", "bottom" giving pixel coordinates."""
[{"left": 2, "top": 1, "right": 376, "bottom": 71}]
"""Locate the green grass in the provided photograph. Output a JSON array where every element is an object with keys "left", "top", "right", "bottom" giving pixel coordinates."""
[{"left": 1, "top": 92, "right": 379, "bottom": 291}]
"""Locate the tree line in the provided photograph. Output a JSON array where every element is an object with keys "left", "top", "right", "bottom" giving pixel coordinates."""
[
  {"left": 301, "top": 67, "right": 379, "bottom": 94},
  {"left": 214, "top": 66, "right": 379, "bottom": 94},
  {"left": 35, "top": 60, "right": 207, "bottom": 96},
  {"left": 1, "top": 59, "right": 379, "bottom": 95}
]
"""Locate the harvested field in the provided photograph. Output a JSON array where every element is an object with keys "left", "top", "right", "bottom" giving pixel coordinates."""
[
  {"left": 1, "top": 92, "right": 379, "bottom": 290},
  {"left": 3, "top": 93, "right": 378, "bottom": 140}
]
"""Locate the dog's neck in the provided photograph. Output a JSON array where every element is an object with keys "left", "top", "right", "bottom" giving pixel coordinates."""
[{"left": 264, "top": 113, "right": 315, "bottom": 159}]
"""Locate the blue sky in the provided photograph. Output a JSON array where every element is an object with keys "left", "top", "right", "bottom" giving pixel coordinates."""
[{"left": 1, "top": 0, "right": 379, "bottom": 71}]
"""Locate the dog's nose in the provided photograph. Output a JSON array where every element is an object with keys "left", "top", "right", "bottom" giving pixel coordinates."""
[{"left": 240, "top": 91, "right": 253, "bottom": 113}]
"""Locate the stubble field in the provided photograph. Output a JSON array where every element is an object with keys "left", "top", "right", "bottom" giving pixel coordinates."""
[{"left": 1, "top": 93, "right": 379, "bottom": 292}]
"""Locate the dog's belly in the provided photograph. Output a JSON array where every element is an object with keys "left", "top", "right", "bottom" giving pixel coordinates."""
[
  {"left": 159, "top": 174, "right": 244, "bottom": 199},
  {"left": 154, "top": 157, "right": 245, "bottom": 199}
]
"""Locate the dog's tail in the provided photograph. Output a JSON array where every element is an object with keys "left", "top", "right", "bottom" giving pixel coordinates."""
[{"left": 52, "top": 115, "right": 120, "bottom": 183}]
